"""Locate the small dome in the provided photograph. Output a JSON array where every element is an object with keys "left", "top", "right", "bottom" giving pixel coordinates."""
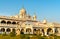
[{"left": 43, "top": 19, "right": 47, "bottom": 24}]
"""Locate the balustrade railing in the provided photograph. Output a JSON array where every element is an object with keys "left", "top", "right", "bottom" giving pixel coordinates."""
[{"left": 0, "top": 23, "right": 18, "bottom": 27}]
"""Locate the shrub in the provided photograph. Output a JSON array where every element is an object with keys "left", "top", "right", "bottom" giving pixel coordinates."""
[
  {"left": 20, "top": 34, "right": 25, "bottom": 39},
  {"left": 40, "top": 37, "right": 44, "bottom": 39},
  {"left": 50, "top": 34, "right": 56, "bottom": 36},
  {"left": 9, "top": 30, "right": 16, "bottom": 37},
  {"left": 2, "top": 32, "right": 7, "bottom": 36}
]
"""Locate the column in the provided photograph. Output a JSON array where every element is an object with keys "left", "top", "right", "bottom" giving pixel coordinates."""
[
  {"left": 40, "top": 29, "right": 41, "bottom": 34},
  {"left": 0, "top": 28, "right": 1, "bottom": 33},
  {"left": 31, "top": 28, "right": 33, "bottom": 34},
  {"left": 10, "top": 28, "right": 12, "bottom": 32},
  {"left": 5, "top": 28, "right": 7, "bottom": 32},
  {"left": 24, "top": 28, "right": 26, "bottom": 34},
  {"left": 44, "top": 29, "right": 47, "bottom": 36},
  {"left": 52, "top": 28, "right": 55, "bottom": 34},
  {"left": 4, "top": 28, "right": 7, "bottom": 34},
  {"left": 41, "top": 29, "right": 44, "bottom": 36},
  {"left": 57, "top": 28, "right": 60, "bottom": 33}
]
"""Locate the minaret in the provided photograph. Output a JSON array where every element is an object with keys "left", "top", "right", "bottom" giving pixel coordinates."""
[
  {"left": 19, "top": 7, "right": 26, "bottom": 18},
  {"left": 33, "top": 13, "right": 37, "bottom": 21}
]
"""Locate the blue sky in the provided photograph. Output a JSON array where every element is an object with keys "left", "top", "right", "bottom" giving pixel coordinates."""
[{"left": 0, "top": 0, "right": 60, "bottom": 23}]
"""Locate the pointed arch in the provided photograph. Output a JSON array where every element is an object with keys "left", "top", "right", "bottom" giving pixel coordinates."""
[
  {"left": 6, "top": 28, "right": 11, "bottom": 32},
  {"left": 1, "top": 28, "right": 5, "bottom": 32},
  {"left": 12, "top": 21, "right": 16, "bottom": 24},
  {"left": 1, "top": 20, "right": 6, "bottom": 24},
  {"left": 7, "top": 21, "right": 11, "bottom": 24}
]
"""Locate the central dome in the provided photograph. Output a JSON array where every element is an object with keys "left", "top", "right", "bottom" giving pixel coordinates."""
[{"left": 20, "top": 8, "right": 26, "bottom": 15}]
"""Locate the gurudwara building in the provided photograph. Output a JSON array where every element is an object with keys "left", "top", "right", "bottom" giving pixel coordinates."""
[{"left": 0, "top": 8, "right": 60, "bottom": 36}]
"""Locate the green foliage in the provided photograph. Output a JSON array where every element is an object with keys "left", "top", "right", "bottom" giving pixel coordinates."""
[
  {"left": 50, "top": 34, "right": 56, "bottom": 37},
  {"left": 40, "top": 37, "right": 44, "bottom": 39},
  {"left": 0, "top": 34, "right": 60, "bottom": 39},
  {"left": 9, "top": 30, "right": 16, "bottom": 37},
  {"left": 20, "top": 34, "right": 25, "bottom": 39},
  {"left": 2, "top": 32, "right": 7, "bottom": 36}
]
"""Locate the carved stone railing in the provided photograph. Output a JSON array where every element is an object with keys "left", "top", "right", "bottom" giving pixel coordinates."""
[{"left": 0, "top": 23, "right": 18, "bottom": 27}]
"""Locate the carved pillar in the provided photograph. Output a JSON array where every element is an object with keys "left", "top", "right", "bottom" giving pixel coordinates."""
[
  {"left": 31, "top": 28, "right": 33, "bottom": 34},
  {"left": 52, "top": 28, "right": 55, "bottom": 34},
  {"left": 5, "top": 28, "right": 7, "bottom": 32},
  {"left": 24, "top": 28, "right": 26, "bottom": 34},
  {"left": 10, "top": 28, "right": 12, "bottom": 32},
  {"left": 44, "top": 28, "right": 47, "bottom": 36},
  {"left": 0, "top": 28, "right": 1, "bottom": 33},
  {"left": 40, "top": 29, "right": 42, "bottom": 34},
  {"left": 41, "top": 29, "right": 44, "bottom": 36},
  {"left": 57, "top": 28, "right": 60, "bottom": 33}
]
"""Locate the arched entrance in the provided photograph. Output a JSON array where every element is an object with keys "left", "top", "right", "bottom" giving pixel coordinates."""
[
  {"left": 55, "top": 28, "right": 58, "bottom": 33},
  {"left": 21, "top": 29, "right": 24, "bottom": 34},
  {"left": 33, "top": 29, "right": 36, "bottom": 34},
  {"left": 1, "top": 20, "right": 6, "bottom": 24},
  {"left": 26, "top": 28, "right": 31, "bottom": 34},
  {"left": 11, "top": 28, "right": 16, "bottom": 34},
  {"left": 12, "top": 29, "right": 15, "bottom": 32},
  {"left": 7, "top": 21, "right": 11, "bottom": 24},
  {"left": 47, "top": 28, "right": 52, "bottom": 35},
  {"left": 33, "top": 29, "right": 40, "bottom": 35},
  {"left": 1, "top": 28, "right": 5, "bottom": 32},
  {"left": 12, "top": 22, "right": 16, "bottom": 24},
  {"left": 6, "top": 28, "right": 11, "bottom": 32}
]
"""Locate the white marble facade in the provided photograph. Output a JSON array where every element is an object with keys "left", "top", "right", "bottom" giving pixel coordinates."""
[{"left": 0, "top": 8, "right": 60, "bottom": 36}]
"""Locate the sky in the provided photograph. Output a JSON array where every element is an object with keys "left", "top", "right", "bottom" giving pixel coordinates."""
[{"left": 0, "top": 0, "right": 60, "bottom": 23}]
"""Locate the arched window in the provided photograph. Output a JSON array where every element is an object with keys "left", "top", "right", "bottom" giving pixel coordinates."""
[
  {"left": 12, "top": 29, "right": 15, "bottom": 32},
  {"left": 47, "top": 28, "right": 52, "bottom": 35},
  {"left": 34, "top": 29, "right": 36, "bottom": 31},
  {"left": 55, "top": 28, "right": 58, "bottom": 33},
  {"left": 42, "top": 29, "right": 44, "bottom": 33},
  {"left": 6, "top": 28, "right": 11, "bottom": 32},
  {"left": 47, "top": 28, "right": 52, "bottom": 32},
  {"left": 16, "top": 22, "right": 19, "bottom": 24},
  {"left": 12, "top": 22, "right": 16, "bottom": 24},
  {"left": 7, "top": 21, "right": 11, "bottom": 24},
  {"left": 26, "top": 28, "right": 31, "bottom": 32},
  {"left": 21, "top": 29, "right": 24, "bottom": 34},
  {"left": 1, "top": 20, "right": 6, "bottom": 24},
  {"left": 1, "top": 28, "right": 5, "bottom": 32}
]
